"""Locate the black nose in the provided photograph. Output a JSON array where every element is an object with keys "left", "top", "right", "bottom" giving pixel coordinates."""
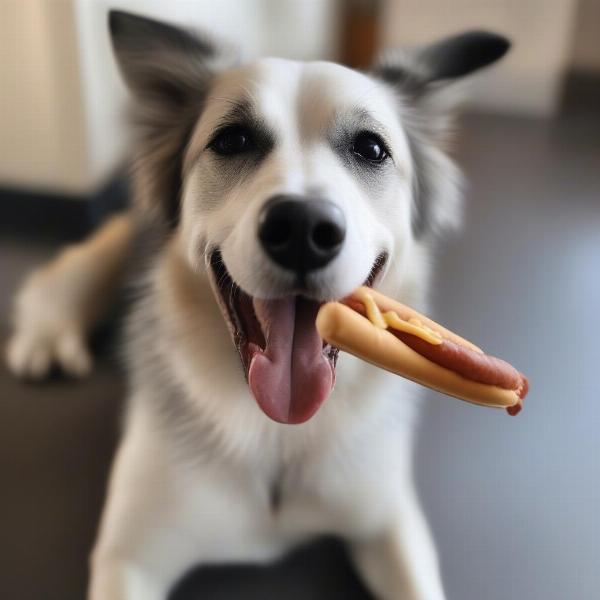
[{"left": 258, "top": 195, "right": 346, "bottom": 274}]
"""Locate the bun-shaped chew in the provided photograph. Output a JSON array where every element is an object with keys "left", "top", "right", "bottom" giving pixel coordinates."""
[{"left": 316, "top": 287, "right": 528, "bottom": 415}]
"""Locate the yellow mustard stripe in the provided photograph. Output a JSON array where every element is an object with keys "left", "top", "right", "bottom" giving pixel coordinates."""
[
  {"left": 358, "top": 289, "right": 443, "bottom": 345},
  {"left": 358, "top": 289, "right": 388, "bottom": 329},
  {"left": 383, "top": 311, "right": 443, "bottom": 345}
]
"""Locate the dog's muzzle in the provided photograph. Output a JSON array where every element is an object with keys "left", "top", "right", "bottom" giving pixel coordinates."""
[{"left": 258, "top": 195, "right": 346, "bottom": 276}]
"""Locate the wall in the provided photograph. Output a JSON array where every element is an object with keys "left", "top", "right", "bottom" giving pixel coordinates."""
[{"left": 0, "top": 0, "right": 89, "bottom": 193}]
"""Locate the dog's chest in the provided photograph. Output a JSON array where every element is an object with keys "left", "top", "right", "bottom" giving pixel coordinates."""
[
  {"left": 256, "top": 458, "right": 363, "bottom": 539},
  {"left": 241, "top": 417, "right": 410, "bottom": 540}
]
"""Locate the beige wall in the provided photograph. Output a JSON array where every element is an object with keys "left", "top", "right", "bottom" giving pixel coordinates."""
[
  {"left": 380, "top": 0, "right": 579, "bottom": 116},
  {"left": 0, "top": 0, "right": 89, "bottom": 193}
]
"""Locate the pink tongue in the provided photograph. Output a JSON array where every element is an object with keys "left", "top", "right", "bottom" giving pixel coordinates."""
[{"left": 248, "top": 297, "right": 334, "bottom": 424}]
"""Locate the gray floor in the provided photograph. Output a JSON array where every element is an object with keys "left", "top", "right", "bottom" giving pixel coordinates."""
[
  {"left": 1, "top": 112, "right": 599, "bottom": 599},
  {"left": 417, "top": 113, "right": 600, "bottom": 600}
]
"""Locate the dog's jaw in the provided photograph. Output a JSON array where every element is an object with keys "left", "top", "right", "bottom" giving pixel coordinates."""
[{"left": 207, "top": 249, "right": 386, "bottom": 424}]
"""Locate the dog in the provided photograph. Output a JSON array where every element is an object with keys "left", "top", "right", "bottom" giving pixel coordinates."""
[{"left": 6, "top": 11, "right": 509, "bottom": 600}]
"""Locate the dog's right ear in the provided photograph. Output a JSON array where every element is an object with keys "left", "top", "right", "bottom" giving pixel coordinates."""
[
  {"left": 109, "top": 11, "right": 233, "bottom": 224},
  {"left": 109, "top": 10, "right": 221, "bottom": 111}
]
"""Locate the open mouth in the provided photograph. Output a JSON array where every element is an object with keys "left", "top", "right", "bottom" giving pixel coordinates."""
[{"left": 208, "top": 250, "right": 387, "bottom": 424}]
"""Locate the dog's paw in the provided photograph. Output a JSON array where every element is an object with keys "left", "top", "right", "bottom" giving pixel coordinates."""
[
  {"left": 6, "top": 267, "right": 94, "bottom": 380},
  {"left": 6, "top": 326, "right": 92, "bottom": 380}
]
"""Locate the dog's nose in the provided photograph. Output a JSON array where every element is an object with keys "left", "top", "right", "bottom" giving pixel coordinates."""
[{"left": 258, "top": 195, "right": 346, "bottom": 273}]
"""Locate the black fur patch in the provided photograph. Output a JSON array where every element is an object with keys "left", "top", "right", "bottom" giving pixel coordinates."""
[{"left": 109, "top": 10, "right": 222, "bottom": 226}]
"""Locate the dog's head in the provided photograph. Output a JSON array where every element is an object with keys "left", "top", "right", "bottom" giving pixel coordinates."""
[{"left": 110, "top": 11, "right": 508, "bottom": 424}]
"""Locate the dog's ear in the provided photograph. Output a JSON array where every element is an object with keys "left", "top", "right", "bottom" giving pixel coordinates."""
[
  {"left": 109, "top": 11, "right": 233, "bottom": 224},
  {"left": 375, "top": 31, "right": 510, "bottom": 96},
  {"left": 373, "top": 31, "right": 510, "bottom": 238}
]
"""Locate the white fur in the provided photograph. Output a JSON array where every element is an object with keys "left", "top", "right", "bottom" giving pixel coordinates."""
[
  {"left": 9, "top": 60, "right": 450, "bottom": 600},
  {"left": 183, "top": 60, "right": 415, "bottom": 303}
]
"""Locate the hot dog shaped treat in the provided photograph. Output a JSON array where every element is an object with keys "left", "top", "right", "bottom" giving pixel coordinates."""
[{"left": 316, "top": 287, "right": 528, "bottom": 415}]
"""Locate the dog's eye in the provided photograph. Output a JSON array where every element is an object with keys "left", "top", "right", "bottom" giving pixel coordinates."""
[
  {"left": 210, "top": 126, "right": 253, "bottom": 156},
  {"left": 352, "top": 132, "right": 388, "bottom": 163}
]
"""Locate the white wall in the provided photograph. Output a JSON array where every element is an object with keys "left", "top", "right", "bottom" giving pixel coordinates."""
[
  {"left": 261, "top": 0, "right": 340, "bottom": 61},
  {"left": 380, "top": 0, "right": 579, "bottom": 116}
]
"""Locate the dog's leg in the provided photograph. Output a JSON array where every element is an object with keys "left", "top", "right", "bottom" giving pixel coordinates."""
[
  {"left": 6, "top": 213, "right": 133, "bottom": 379},
  {"left": 349, "top": 487, "right": 446, "bottom": 600},
  {"left": 89, "top": 409, "right": 201, "bottom": 600},
  {"left": 89, "top": 402, "right": 277, "bottom": 600}
]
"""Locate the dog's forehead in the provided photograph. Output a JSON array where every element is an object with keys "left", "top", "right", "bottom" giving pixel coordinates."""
[{"left": 207, "top": 58, "right": 402, "bottom": 136}]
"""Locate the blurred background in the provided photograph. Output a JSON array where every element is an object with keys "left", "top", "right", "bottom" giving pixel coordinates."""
[{"left": 1, "top": 1, "right": 598, "bottom": 599}]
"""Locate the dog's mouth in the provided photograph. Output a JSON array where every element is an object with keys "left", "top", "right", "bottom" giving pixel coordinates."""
[{"left": 208, "top": 250, "right": 387, "bottom": 424}]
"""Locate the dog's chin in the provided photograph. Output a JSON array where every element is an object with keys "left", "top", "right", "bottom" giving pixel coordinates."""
[{"left": 207, "top": 250, "right": 387, "bottom": 425}]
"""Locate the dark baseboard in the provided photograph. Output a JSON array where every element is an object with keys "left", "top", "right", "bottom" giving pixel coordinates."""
[{"left": 0, "top": 175, "right": 130, "bottom": 242}]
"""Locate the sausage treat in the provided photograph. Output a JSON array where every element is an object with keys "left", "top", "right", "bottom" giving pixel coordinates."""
[{"left": 316, "top": 287, "right": 528, "bottom": 415}]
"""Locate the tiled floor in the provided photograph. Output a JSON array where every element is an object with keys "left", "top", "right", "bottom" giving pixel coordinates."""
[{"left": 1, "top": 112, "right": 599, "bottom": 599}]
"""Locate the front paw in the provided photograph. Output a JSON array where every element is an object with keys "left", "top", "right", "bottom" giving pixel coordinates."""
[
  {"left": 6, "top": 324, "right": 92, "bottom": 380},
  {"left": 6, "top": 269, "right": 93, "bottom": 380}
]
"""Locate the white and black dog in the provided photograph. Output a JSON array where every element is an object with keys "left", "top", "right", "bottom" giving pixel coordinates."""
[{"left": 7, "top": 11, "right": 509, "bottom": 599}]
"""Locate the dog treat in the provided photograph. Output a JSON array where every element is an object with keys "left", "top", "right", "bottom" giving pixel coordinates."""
[{"left": 316, "top": 287, "right": 528, "bottom": 414}]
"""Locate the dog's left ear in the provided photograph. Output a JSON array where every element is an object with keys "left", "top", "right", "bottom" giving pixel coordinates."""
[
  {"left": 372, "top": 31, "right": 510, "bottom": 237},
  {"left": 374, "top": 30, "right": 510, "bottom": 97},
  {"left": 374, "top": 30, "right": 510, "bottom": 140},
  {"left": 109, "top": 10, "right": 235, "bottom": 224}
]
